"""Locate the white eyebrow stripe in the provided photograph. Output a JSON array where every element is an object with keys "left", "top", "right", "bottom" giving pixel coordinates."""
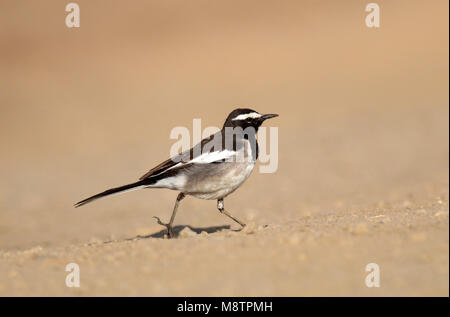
[{"left": 231, "top": 112, "right": 262, "bottom": 121}]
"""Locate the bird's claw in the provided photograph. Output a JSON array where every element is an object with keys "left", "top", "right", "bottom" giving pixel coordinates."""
[
  {"left": 152, "top": 216, "right": 165, "bottom": 226},
  {"left": 153, "top": 216, "right": 175, "bottom": 238}
]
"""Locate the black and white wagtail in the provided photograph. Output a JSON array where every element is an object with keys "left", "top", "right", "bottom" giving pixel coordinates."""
[{"left": 75, "top": 108, "right": 278, "bottom": 238}]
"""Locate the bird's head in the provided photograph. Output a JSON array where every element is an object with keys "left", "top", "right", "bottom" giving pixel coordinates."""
[{"left": 222, "top": 108, "right": 278, "bottom": 131}]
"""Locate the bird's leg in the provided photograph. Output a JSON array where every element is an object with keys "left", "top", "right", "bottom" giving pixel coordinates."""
[
  {"left": 217, "top": 199, "right": 246, "bottom": 228},
  {"left": 153, "top": 192, "right": 185, "bottom": 238}
]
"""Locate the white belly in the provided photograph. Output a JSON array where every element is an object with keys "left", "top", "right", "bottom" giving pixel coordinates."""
[{"left": 187, "top": 161, "right": 255, "bottom": 200}]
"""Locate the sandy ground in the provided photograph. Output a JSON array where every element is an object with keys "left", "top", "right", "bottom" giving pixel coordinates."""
[{"left": 0, "top": 1, "right": 448, "bottom": 296}]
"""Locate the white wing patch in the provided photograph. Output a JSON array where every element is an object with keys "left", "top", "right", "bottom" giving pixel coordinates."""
[
  {"left": 144, "top": 150, "right": 235, "bottom": 190},
  {"left": 231, "top": 112, "right": 262, "bottom": 121},
  {"left": 146, "top": 150, "right": 236, "bottom": 179},
  {"left": 189, "top": 150, "right": 236, "bottom": 163}
]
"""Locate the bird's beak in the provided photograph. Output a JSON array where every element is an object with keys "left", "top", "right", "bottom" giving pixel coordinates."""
[{"left": 260, "top": 113, "right": 279, "bottom": 121}]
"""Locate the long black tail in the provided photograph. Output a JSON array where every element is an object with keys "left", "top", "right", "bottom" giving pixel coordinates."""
[{"left": 74, "top": 180, "right": 148, "bottom": 208}]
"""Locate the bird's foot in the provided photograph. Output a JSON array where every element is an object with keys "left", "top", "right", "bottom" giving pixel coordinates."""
[{"left": 153, "top": 216, "right": 175, "bottom": 238}]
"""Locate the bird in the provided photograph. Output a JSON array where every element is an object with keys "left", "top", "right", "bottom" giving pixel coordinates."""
[{"left": 74, "top": 108, "right": 278, "bottom": 238}]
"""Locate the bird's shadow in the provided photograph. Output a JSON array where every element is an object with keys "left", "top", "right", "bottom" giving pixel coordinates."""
[{"left": 122, "top": 224, "right": 232, "bottom": 241}]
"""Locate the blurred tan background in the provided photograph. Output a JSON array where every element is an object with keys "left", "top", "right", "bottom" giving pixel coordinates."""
[{"left": 0, "top": 0, "right": 448, "bottom": 296}]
